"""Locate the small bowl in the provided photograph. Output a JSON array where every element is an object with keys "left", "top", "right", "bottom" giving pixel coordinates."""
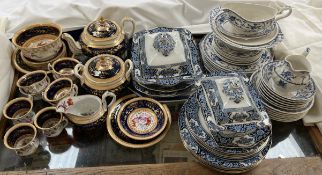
[
  {"left": 43, "top": 78, "right": 78, "bottom": 105},
  {"left": 20, "top": 42, "right": 66, "bottom": 70},
  {"left": 3, "top": 97, "right": 35, "bottom": 124},
  {"left": 34, "top": 107, "right": 68, "bottom": 137},
  {"left": 17, "top": 70, "right": 51, "bottom": 98},
  {"left": 48, "top": 57, "right": 80, "bottom": 81},
  {"left": 3, "top": 123, "right": 39, "bottom": 156},
  {"left": 117, "top": 97, "right": 169, "bottom": 141},
  {"left": 12, "top": 23, "right": 63, "bottom": 62}
]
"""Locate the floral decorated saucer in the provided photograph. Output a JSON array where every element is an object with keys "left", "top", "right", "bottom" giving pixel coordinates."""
[{"left": 116, "top": 97, "right": 169, "bottom": 140}]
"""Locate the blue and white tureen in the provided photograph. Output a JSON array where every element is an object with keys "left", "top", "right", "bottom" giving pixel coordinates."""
[{"left": 131, "top": 27, "right": 203, "bottom": 87}]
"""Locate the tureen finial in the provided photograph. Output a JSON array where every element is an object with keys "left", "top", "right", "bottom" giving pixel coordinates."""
[{"left": 95, "top": 16, "right": 110, "bottom": 32}]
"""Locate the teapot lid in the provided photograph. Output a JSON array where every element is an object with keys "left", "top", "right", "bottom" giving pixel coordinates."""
[
  {"left": 85, "top": 54, "right": 124, "bottom": 81},
  {"left": 86, "top": 17, "right": 119, "bottom": 39}
]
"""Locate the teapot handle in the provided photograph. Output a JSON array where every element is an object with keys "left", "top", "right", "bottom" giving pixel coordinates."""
[
  {"left": 121, "top": 17, "right": 135, "bottom": 38},
  {"left": 102, "top": 91, "right": 116, "bottom": 112},
  {"left": 276, "top": 6, "right": 292, "bottom": 21},
  {"left": 62, "top": 33, "right": 82, "bottom": 54},
  {"left": 74, "top": 64, "right": 85, "bottom": 84},
  {"left": 125, "top": 59, "right": 133, "bottom": 81}
]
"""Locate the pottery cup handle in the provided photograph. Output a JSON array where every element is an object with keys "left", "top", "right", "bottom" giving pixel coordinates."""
[
  {"left": 72, "top": 84, "right": 78, "bottom": 96},
  {"left": 121, "top": 17, "right": 135, "bottom": 38},
  {"left": 74, "top": 64, "right": 85, "bottom": 84},
  {"left": 102, "top": 91, "right": 116, "bottom": 112},
  {"left": 61, "top": 116, "right": 69, "bottom": 129},
  {"left": 48, "top": 63, "right": 53, "bottom": 71},
  {"left": 125, "top": 59, "right": 133, "bottom": 81},
  {"left": 276, "top": 6, "right": 292, "bottom": 21}
]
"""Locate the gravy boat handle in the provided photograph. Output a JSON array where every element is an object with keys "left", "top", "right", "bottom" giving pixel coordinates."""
[{"left": 102, "top": 91, "right": 117, "bottom": 112}]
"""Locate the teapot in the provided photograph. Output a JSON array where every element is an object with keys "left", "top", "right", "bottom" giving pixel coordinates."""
[
  {"left": 272, "top": 48, "right": 312, "bottom": 92},
  {"left": 62, "top": 16, "right": 135, "bottom": 57}
]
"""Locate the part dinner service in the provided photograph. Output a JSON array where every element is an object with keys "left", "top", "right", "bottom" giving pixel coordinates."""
[{"left": 3, "top": 2, "right": 318, "bottom": 174}]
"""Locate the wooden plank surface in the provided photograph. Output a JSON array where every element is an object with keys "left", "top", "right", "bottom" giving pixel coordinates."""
[
  {"left": 1, "top": 157, "right": 321, "bottom": 175},
  {"left": 308, "top": 126, "right": 322, "bottom": 155}
]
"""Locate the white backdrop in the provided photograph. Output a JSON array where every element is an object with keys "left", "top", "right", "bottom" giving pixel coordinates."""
[{"left": 0, "top": 0, "right": 322, "bottom": 127}]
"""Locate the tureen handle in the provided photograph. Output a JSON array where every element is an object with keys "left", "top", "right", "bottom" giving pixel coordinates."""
[
  {"left": 121, "top": 17, "right": 135, "bottom": 38},
  {"left": 125, "top": 59, "right": 133, "bottom": 81},
  {"left": 276, "top": 6, "right": 292, "bottom": 21},
  {"left": 102, "top": 91, "right": 116, "bottom": 112},
  {"left": 61, "top": 33, "right": 82, "bottom": 54},
  {"left": 74, "top": 64, "right": 85, "bottom": 84}
]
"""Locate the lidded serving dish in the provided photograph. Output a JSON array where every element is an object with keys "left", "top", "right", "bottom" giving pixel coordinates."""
[
  {"left": 196, "top": 73, "right": 272, "bottom": 148},
  {"left": 74, "top": 54, "right": 133, "bottom": 96},
  {"left": 63, "top": 16, "right": 135, "bottom": 57}
]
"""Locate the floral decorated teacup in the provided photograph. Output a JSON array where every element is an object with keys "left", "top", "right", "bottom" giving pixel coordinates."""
[
  {"left": 3, "top": 96, "right": 35, "bottom": 124},
  {"left": 12, "top": 23, "right": 63, "bottom": 62},
  {"left": 34, "top": 107, "right": 68, "bottom": 137},
  {"left": 3, "top": 123, "right": 40, "bottom": 156},
  {"left": 17, "top": 70, "right": 51, "bottom": 100}
]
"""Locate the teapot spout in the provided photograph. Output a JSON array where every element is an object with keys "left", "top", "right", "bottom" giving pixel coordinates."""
[{"left": 62, "top": 33, "right": 82, "bottom": 54}]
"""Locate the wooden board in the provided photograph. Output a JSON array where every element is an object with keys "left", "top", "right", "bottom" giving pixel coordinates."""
[
  {"left": 1, "top": 157, "right": 322, "bottom": 175},
  {"left": 308, "top": 126, "right": 322, "bottom": 155}
]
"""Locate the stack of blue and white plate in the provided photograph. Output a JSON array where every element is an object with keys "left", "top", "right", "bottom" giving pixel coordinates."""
[
  {"left": 179, "top": 73, "right": 272, "bottom": 173},
  {"left": 250, "top": 61, "right": 316, "bottom": 122},
  {"left": 130, "top": 27, "right": 203, "bottom": 102},
  {"left": 200, "top": 3, "right": 291, "bottom": 75}
]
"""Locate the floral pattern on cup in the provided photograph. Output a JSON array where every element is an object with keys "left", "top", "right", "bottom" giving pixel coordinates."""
[
  {"left": 12, "top": 23, "right": 63, "bottom": 62},
  {"left": 34, "top": 107, "right": 68, "bottom": 137},
  {"left": 43, "top": 78, "right": 78, "bottom": 105},
  {"left": 17, "top": 70, "right": 51, "bottom": 97},
  {"left": 3, "top": 97, "right": 35, "bottom": 124},
  {"left": 3, "top": 123, "right": 39, "bottom": 156}
]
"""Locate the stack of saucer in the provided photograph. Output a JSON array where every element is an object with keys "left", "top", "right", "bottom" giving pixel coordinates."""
[
  {"left": 130, "top": 27, "right": 203, "bottom": 102},
  {"left": 11, "top": 23, "right": 67, "bottom": 74},
  {"left": 179, "top": 73, "right": 272, "bottom": 173},
  {"left": 200, "top": 3, "right": 291, "bottom": 75},
  {"left": 250, "top": 61, "right": 316, "bottom": 122},
  {"left": 107, "top": 95, "right": 172, "bottom": 148}
]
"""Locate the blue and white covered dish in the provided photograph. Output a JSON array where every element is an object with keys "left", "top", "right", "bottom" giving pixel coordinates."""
[
  {"left": 196, "top": 73, "right": 271, "bottom": 148},
  {"left": 131, "top": 27, "right": 203, "bottom": 87}
]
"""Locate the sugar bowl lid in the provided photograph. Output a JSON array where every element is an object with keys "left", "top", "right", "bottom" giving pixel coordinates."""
[
  {"left": 85, "top": 17, "right": 120, "bottom": 40},
  {"left": 84, "top": 54, "right": 125, "bottom": 83}
]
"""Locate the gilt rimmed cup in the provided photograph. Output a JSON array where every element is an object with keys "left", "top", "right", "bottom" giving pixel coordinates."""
[
  {"left": 48, "top": 57, "right": 80, "bottom": 81},
  {"left": 3, "top": 97, "right": 35, "bottom": 124},
  {"left": 43, "top": 78, "right": 78, "bottom": 105},
  {"left": 12, "top": 23, "right": 63, "bottom": 62},
  {"left": 3, "top": 123, "right": 39, "bottom": 156},
  {"left": 17, "top": 70, "right": 51, "bottom": 99},
  {"left": 34, "top": 107, "right": 68, "bottom": 137}
]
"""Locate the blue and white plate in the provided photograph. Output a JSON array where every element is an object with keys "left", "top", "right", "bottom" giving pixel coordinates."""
[
  {"left": 199, "top": 33, "right": 273, "bottom": 74},
  {"left": 131, "top": 27, "right": 203, "bottom": 87},
  {"left": 178, "top": 106, "right": 271, "bottom": 173},
  {"left": 183, "top": 91, "right": 270, "bottom": 158},
  {"left": 209, "top": 7, "right": 284, "bottom": 50}
]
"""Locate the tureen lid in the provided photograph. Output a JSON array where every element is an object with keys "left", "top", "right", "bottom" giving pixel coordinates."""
[
  {"left": 84, "top": 54, "right": 125, "bottom": 83},
  {"left": 86, "top": 17, "right": 119, "bottom": 39}
]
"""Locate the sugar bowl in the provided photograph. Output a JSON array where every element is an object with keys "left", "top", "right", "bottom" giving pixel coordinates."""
[
  {"left": 74, "top": 54, "right": 133, "bottom": 96},
  {"left": 63, "top": 16, "right": 135, "bottom": 57}
]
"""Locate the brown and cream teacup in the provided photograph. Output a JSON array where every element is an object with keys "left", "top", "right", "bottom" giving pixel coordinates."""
[
  {"left": 12, "top": 23, "right": 63, "bottom": 62},
  {"left": 48, "top": 57, "right": 80, "bottom": 81},
  {"left": 3, "top": 123, "right": 39, "bottom": 156},
  {"left": 34, "top": 107, "right": 68, "bottom": 137},
  {"left": 42, "top": 78, "right": 78, "bottom": 105},
  {"left": 3, "top": 97, "right": 35, "bottom": 124},
  {"left": 17, "top": 70, "right": 51, "bottom": 99}
]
